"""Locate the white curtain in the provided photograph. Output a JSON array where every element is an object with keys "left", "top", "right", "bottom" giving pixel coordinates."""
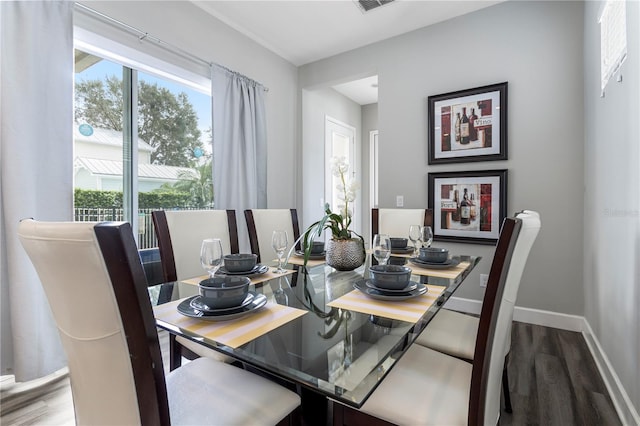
[
  {"left": 0, "top": 1, "right": 72, "bottom": 381},
  {"left": 211, "top": 65, "right": 267, "bottom": 252}
]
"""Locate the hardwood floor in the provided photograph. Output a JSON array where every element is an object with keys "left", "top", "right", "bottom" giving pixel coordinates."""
[{"left": 0, "top": 323, "right": 622, "bottom": 425}]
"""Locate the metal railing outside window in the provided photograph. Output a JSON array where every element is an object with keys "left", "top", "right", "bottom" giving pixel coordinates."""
[{"left": 74, "top": 207, "right": 213, "bottom": 249}]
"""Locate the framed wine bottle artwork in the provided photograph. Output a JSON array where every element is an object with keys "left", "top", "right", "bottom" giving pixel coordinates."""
[
  {"left": 428, "top": 170, "right": 507, "bottom": 245},
  {"left": 428, "top": 82, "right": 508, "bottom": 164}
]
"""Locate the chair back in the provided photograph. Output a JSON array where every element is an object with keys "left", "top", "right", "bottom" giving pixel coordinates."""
[
  {"left": 499, "top": 210, "right": 541, "bottom": 356},
  {"left": 468, "top": 217, "right": 522, "bottom": 425},
  {"left": 244, "top": 209, "right": 300, "bottom": 263},
  {"left": 18, "top": 220, "right": 169, "bottom": 426},
  {"left": 371, "top": 208, "right": 433, "bottom": 240},
  {"left": 152, "top": 209, "right": 239, "bottom": 282}
]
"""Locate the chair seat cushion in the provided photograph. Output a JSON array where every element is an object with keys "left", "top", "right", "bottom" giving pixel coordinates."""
[
  {"left": 175, "top": 335, "right": 234, "bottom": 363},
  {"left": 166, "top": 357, "right": 300, "bottom": 425},
  {"left": 360, "top": 345, "right": 471, "bottom": 425},
  {"left": 414, "top": 309, "right": 478, "bottom": 360}
]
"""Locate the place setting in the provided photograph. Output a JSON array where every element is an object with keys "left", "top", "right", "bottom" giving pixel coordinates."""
[
  {"left": 408, "top": 247, "right": 461, "bottom": 270},
  {"left": 215, "top": 253, "right": 269, "bottom": 277},
  {"left": 156, "top": 238, "right": 308, "bottom": 347},
  {"left": 388, "top": 237, "right": 414, "bottom": 256},
  {"left": 177, "top": 238, "right": 268, "bottom": 321},
  {"left": 327, "top": 233, "right": 444, "bottom": 323},
  {"left": 178, "top": 275, "right": 267, "bottom": 321},
  {"left": 287, "top": 240, "right": 327, "bottom": 267}
]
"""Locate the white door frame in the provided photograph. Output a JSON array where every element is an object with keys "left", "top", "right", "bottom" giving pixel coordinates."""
[
  {"left": 325, "top": 115, "right": 358, "bottom": 233},
  {"left": 369, "top": 130, "right": 379, "bottom": 212}
]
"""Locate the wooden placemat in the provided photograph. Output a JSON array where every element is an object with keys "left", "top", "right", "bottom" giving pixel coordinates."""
[
  {"left": 154, "top": 299, "right": 307, "bottom": 348},
  {"left": 182, "top": 268, "right": 296, "bottom": 287},
  {"left": 327, "top": 285, "right": 445, "bottom": 323},
  {"left": 285, "top": 255, "right": 326, "bottom": 267},
  {"left": 406, "top": 260, "right": 470, "bottom": 279}
]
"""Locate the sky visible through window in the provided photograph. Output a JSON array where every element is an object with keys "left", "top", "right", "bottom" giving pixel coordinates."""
[{"left": 77, "top": 59, "right": 212, "bottom": 147}]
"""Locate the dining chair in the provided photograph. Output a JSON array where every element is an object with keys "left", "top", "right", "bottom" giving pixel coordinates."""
[
  {"left": 17, "top": 219, "right": 301, "bottom": 426},
  {"left": 332, "top": 216, "right": 522, "bottom": 425},
  {"left": 152, "top": 209, "right": 239, "bottom": 369},
  {"left": 244, "top": 209, "right": 301, "bottom": 264},
  {"left": 413, "top": 210, "right": 541, "bottom": 414},
  {"left": 371, "top": 208, "right": 433, "bottom": 240}
]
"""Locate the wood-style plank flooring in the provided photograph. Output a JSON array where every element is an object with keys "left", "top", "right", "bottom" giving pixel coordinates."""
[{"left": 0, "top": 322, "right": 622, "bottom": 425}]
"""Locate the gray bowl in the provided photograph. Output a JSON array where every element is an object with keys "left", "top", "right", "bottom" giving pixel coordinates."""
[
  {"left": 310, "top": 241, "right": 325, "bottom": 254},
  {"left": 223, "top": 253, "right": 258, "bottom": 272},
  {"left": 369, "top": 264, "right": 412, "bottom": 290},
  {"left": 198, "top": 276, "right": 250, "bottom": 309},
  {"left": 390, "top": 237, "right": 408, "bottom": 249},
  {"left": 419, "top": 247, "right": 449, "bottom": 263}
]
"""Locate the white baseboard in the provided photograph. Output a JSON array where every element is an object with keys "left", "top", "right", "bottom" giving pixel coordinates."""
[
  {"left": 444, "top": 296, "right": 640, "bottom": 425},
  {"left": 581, "top": 319, "right": 640, "bottom": 426}
]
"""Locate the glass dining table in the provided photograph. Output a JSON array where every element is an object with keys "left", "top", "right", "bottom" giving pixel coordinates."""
[{"left": 148, "top": 252, "right": 481, "bottom": 410}]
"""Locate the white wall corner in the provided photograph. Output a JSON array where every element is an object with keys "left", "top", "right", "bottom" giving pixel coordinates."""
[
  {"left": 581, "top": 319, "right": 640, "bottom": 426},
  {"left": 444, "top": 297, "right": 639, "bottom": 425}
]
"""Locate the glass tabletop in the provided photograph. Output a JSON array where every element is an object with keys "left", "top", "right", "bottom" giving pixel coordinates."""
[{"left": 149, "top": 254, "right": 481, "bottom": 408}]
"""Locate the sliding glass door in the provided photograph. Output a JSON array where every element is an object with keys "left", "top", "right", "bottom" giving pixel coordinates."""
[{"left": 73, "top": 49, "right": 212, "bottom": 248}]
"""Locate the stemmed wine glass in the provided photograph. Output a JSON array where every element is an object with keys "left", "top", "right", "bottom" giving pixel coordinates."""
[
  {"left": 372, "top": 234, "right": 391, "bottom": 266},
  {"left": 408, "top": 225, "right": 422, "bottom": 257},
  {"left": 420, "top": 226, "right": 434, "bottom": 248},
  {"left": 200, "top": 238, "right": 224, "bottom": 278},
  {"left": 271, "top": 230, "right": 288, "bottom": 273}
]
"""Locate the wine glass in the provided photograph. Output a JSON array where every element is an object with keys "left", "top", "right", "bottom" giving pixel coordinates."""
[
  {"left": 271, "top": 230, "right": 288, "bottom": 273},
  {"left": 372, "top": 234, "right": 391, "bottom": 266},
  {"left": 408, "top": 225, "right": 422, "bottom": 257},
  {"left": 420, "top": 226, "right": 433, "bottom": 248},
  {"left": 200, "top": 238, "right": 223, "bottom": 278}
]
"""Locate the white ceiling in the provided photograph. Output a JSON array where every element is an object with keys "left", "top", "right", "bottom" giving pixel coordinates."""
[{"left": 193, "top": 0, "right": 503, "bottom": 104}]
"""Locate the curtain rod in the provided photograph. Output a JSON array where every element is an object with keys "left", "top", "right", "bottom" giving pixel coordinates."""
[{"left": 74, "top": 2, "right": 268, "bottom": 91}]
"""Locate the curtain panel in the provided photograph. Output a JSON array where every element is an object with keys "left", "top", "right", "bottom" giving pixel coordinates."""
[
  {"left": 0, "top": 1, "right": 72, "bottom": 381},
  {"left": 211, "top": 65, "right": 267, "bottom": 252}
]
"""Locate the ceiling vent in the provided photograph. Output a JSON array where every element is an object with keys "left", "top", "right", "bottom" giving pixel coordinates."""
[{"left": 355, "top": 0, "right": 395, "bottom": 13}]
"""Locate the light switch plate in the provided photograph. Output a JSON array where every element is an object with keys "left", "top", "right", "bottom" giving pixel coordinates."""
[
  {"left": 396, "top": 196, "right": 404, "bottom": 207},
  {"left": 480, "top": 274, "right": 488, "bottom": 288}
]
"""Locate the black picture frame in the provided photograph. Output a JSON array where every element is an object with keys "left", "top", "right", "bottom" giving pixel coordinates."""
[
  {"left": 428, "top": 82, "right": 508, "bottom": 164},
  {"left": 428, "top": 170, "right": 508, "bottom": 245}
]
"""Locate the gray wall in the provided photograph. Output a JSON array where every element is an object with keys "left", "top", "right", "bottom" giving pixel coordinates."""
[
  {"left": 78, "top": 1, "right": 299, "bottom": 209},
  {"left": 301, "top": 88, "right": 362, "bottom": 231},
  {"left": 361, "top": 103, "right": 379, "bottom": 244},
  {"left": 299, "top": 0, "right": 585, "bottom": 315},
  {"left": 584, "top": 0, "right": 639, "bottom": 418}
]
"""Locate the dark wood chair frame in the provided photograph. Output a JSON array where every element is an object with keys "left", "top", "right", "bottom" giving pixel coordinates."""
[
  {"left": 371, "top": 208, "right": 434, "bottom": 237},
  {"left": 151, "top": 209, "right": 240, "bottom": 370},
  {"left": 96, "top": 222, "right": 299, "bottom": 426},
  {"left": 333, "top": 217, "right": 522, "bottom": 426},
  {"left": 95, "top": 222, "right": 171, "bottom": 425},
  {"left": 372, "top": 206, "right": 513, "bottom": 413},
  {"left": 244, "top": 209, "right": 301, "bottom": 264}
]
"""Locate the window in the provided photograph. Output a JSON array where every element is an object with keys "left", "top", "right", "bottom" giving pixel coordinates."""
[
  {"left": 73, "top": 49, "right": 212, "bottom": 249},
  {"left": 600, "top": 0, "right": 627, "bottom": 93}
]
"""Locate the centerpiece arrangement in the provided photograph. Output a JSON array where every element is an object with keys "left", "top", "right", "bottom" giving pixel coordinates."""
[{"left": 301, "top": 157, "right": 366, "bottom": 271}]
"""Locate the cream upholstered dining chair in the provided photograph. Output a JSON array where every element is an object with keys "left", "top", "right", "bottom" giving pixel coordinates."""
[
  {"left": 152, "top": 209, "right": 239, "bottom": 369},
  {"left": 17, "top": 219, "right": 301, "bottom": 426},
  {"left": 414, "top": 210, "right": 541, "bottom": 413},
  {"left": 332, "top": 216, "right": 523, "bottom": 425},
  {"left": 244, "top": 209, "right": 301, "bottom": 264},
  {"left": 371, "top": 208, "right": 433, "bottom": 240}
]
